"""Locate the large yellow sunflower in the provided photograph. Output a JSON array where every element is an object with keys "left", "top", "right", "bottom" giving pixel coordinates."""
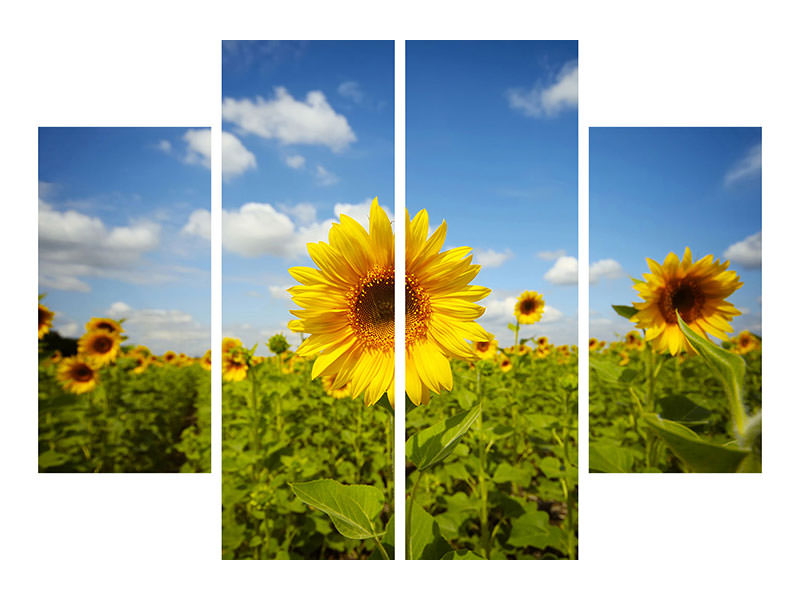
[
  {"left": 85, "top": 317, "right": 124, "bottom": 336},
  {"left": 78, "top": 330, "right": 121, "bottom": 366},
  {"left": 39, "top": 303, "right": 54, "bottom": 339},
  {"left": 514, "top": 291, "right": 545, "bottom": 324},
  {"left": 406, "top": 208, "right": 491, "bottom": 406},
  {"left": 57, "top": 356, "right": 100, "bottom": 394},
  {"left": 288, "top": 198, "right": 395, "bottom": 407},
  {"left": 631, "top": 247, "right": 742, "bottom": 355}
]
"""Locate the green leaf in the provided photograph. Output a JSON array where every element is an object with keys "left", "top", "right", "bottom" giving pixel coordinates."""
[
  {"left": 289, "top": 479, "right": 384, "bottom": 540},
  {"left": 676, "top": 312, "right": 746, "bottom": 434},
  {"left": 641, "top": 414, "right": 750, "bottom": 473},
  {"left": 375, "top": 393, "right": 394, "bottom": 418},
  {"left": 589, "top": 356, "right": 624, "bottom": 385},
  {"left": 442, "top": 549, "right": 484, "bottom": 560},
  {"left": 589, "top": 442, "right": 635, "bottom": 473},
  {"left": 612, "top": 304, "right": 638, "bottom": 319},
  {"left": 38, "top": 450, "right": 70, "bottom": 470},
  {"left": 368, "top": 515, "right": 395, "bottom": 559},
  {"left": 657, "top": 394, "right": 712, "bottom": 424},
  {"left": 407, "top": 501, "right": 452, "bottom": 560},
  {"left": 493, "top": 462, "right": 532, "bottom": 488},
  {"left": 406, "top": 405, "right": 481, "bottom": 471},
  {"left": 506, "top": 508, "right": 564, "bottom": 551}
]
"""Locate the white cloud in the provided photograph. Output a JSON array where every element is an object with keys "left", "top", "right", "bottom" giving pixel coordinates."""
[
  {"left": 724, "top": 143, "right": 761, "bottom": 186},
  {"left": 314, "top": 165, "right": 339, "bottom": 186},
  {"left": 507, "top": 62, "right": 578, "bottom": 118},
  {"left": 222, "top": 131, "right": 257, "bottom": 180},
  {"left": 156, "top": 140, "right": 172, "bottom": 153},
  {"left": 182, "top": 198, "right": 392, "bottom": 260},
  {"left": 285, "top": 154, "right": 306, "bottom": 169},
  {"left": 544, "top": 256, "right": 578, "bottom": 285},
  {"left": 281, "top": 202, "right": 317, "bottom": 225},
  {"left": 39, "top": 199, "right": 161, "bottom": 292},
  {"left": 182, "top": 129, "right": 211, "bottom": 169},
  {"left": 473, "top": 248, "right": 513, "bottom": 268},
  {"left": 589, "top": 258, "right": 626, "bottom": 283},
  {"left": 268, "top": 285, "right": 291, "bottom": 300},
  {"left": 222, "top": 87, "right": 356, "bottom": 152},
  {"left": 106, "top": 302, "right": 209, "bottom": 355},
  {"left": 724, "top": 231, "right": 761, "bottom": 268},
  {"left": 338, "top": 81, "right": 364, "bottom": 103},
  {"left": 537, "top": 249, "right": 566, "bottom": 261}
]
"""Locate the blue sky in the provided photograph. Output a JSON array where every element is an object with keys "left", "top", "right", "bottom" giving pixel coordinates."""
[
  {"left": 407, "top": 41, "right": 578, "bottom": 346},
  {"left": 590, "top": 127, "right": 762, "bottom": 340},
  {"left": 38, "top": 127, "right": 210, "bottom": 355},
  {"left": 215, "top": 41, "right": 394, "bottom": 352}
]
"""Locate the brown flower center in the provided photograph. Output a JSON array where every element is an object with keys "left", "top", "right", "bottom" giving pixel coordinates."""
[
  {"left": 476, "top": 341, "right": 490, "bottom": 352},
  {"left": 39, "top": 308, "right": 48, "bottom": 327},
  {"left": 347, "top": 266, "right": 395, "bottom": 352},
  {"left": 71, "top": 363, "right": 94, "bottom": 382},
  {"left": 92, "top": 336, "right": 113, "bottom": 354},
  {"left": 519, "top": 298, "right": 538, "bottom": 314},
  {"left": 660, "top": 279, "right": 705, "bottom": 324}
]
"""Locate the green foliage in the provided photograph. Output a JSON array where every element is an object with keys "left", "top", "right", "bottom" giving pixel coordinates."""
[
  {"left": 290, "top": 479, "right": 385, "bottom": 540},
  {"left": 406, "top": 349, "right": 578, "bottom": 559},
  {"left": 38, "top": 357, "right": 210, "bottom": 473}
]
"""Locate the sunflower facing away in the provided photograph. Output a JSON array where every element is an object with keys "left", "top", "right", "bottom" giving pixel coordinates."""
[
  {"left": 473, "top": 337, "right": 498, "bottom": 361},
  {"left": 405, "top": 207, "right": 491, "bottom": 406},
  {"left": 288, "top": 198, "right": 395, "bottom": 407},
  {"left": 514, "top": 291, "right": 545, "bottom": 324},
  {"left": 86, "top": 317, "right": 124, "bottom": 336},
  {"left": 631, "top": 247, "right": 742, "bottom": 355},
  {"left": 78, "top": 330, "right": 121, "bottom": 366},
  {"left": 57, "top": 356, "right": 100, "bottom": 394},
  {"left": 39, "top": 303, "right": 54, "bottom": 339}
]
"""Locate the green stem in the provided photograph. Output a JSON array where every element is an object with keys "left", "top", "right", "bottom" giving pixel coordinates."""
[
  {"left": 373, "top": 536, "right": 390, "bottom": 560},
  {"left": 406, "top": 470, "right": 422, "bottom": 560},
  {"left": 477, "top": 405, "right": 490, "bottom": 559},
  {"left": 514, "top": 318, "right": 520, "bottom": 348}
]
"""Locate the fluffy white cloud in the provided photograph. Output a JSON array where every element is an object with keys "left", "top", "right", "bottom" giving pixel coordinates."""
[
  {"left": 724, "top": 144, "right": 761, "bottom": 186},
  {"left": 544, "top": 256, "right": 578, "bottom": 285},
  {"left": 285, "top": 154, "right": 306, "bottom": 169},
  {"left": 222, "top": 87, "right": 356, "bottom": 152},
  {"left": 724, "top": 231, "right": 761, "bottom": 268},
  {"left": 338, "top": 80, "right": 364, "bottom": 103},
  {"left": 473, "top": 248, "right": 513, "bottom": 268},
  {"left": 222, "top": 131, "right": 257, "bottom": 180},
  {"left": 39, "top": 199, "right": 161, "bottom": 292},
  {"left": 314, "top": 165, "right": 339, "bottom": 186},
  {"left": 106, "top": 302, "right": 209, "bottom": 355},
  {"left": 537, "top": 249, "right": 566, "bottom": 261},
  {"left": 507, "top": 63, "right": 578, "bottom": 118},
  {"left": 589, "top": 258, "right": 626, "bottom": 283},
  {"left": 156, "top": 140, "right": 172, "bottom": 153},
  {"left": 181, "top": 209, "right": 211, "bottom": 239},
  {"left": 182, "top": 129, "right": 211, "bottom": 169}
]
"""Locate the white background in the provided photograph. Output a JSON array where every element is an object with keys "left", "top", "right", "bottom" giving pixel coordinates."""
[{"left": 2, "top": 1, "right": 797, "bottom": 598}]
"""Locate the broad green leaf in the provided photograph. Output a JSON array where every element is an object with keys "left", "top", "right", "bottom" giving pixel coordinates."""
[
  {"left": 641, "top": 414, "right": 750, "bottom": 473},
  {"left": 537, "top": 456, "right": 564, "bottom": 479},
  {"left": 493, "top": 462, "right": 532, "bottom": 488},
  {"left": 38, "top": 450, "right": 70, "bottom": 470},
  {"left": 657, "top": 394, "right": 711, "bottom": 424},
  {"left": 676, "top": 313, "right": 746, "bottom": 433},
  {"left": 407, "top": 501, "right": 452, "bottom": 560},
  {"left": 612, "top": 304, "right": 638, "bottom": 319},
  {"left": 589, "top": 442, "right": 635, "bottom": 473},
  {"left": 506, "top": 508, "right": 564, "bottom": 551},
  {"left": 289, "top": 479, "right": 384, "bottom": 540},
  {"left": 406, "top": 405, "right": 481, "bottom": 471},
  {"left": 442, "top": 549, "right": 484, "bottom": 559},
  {"left": 589, "top": 356, "right": 624, "bottom": 385}
]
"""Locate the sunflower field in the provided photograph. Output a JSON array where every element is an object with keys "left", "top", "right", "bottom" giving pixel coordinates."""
[
  {"left": 589, "top": 249, "right": 762, "bottom": 474},
  {"left": 221, "top": 336, "right": 394, "bottom": 560},
  {"left": 38, "top": 302, "right": 211, "bottom": 473}
]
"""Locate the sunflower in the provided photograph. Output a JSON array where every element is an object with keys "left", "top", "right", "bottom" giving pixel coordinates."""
[
  {"left": 133, "top": 344, "right": 151, "bottom": 357},
  {"left": 624, "top": 330, "right": 644, "bottom": 350},
  {"left": 287, "top": 198, "right": 395, "bottom": 407},
  {"left": 631, "top": 247, "right": 743, "bottom": 355},
  {"left": 472, "top": 337, "right": 498, "bottom": 361},
  {"left": 86, "top": 317, "right": 124, "bottom": 336},
  {"left": 511, "top": 343, "right": 531, "bottom": 356},
  {"left": 57, "top": 356, "right": 100, "bottom": 394},
  {"left": 222, "top": 352, "right": 248, "bottom": 382},
  {"left": 514, "top": 291, "right": 545, "bottom": 324},
  {"left": 78, "top": 330, "right": 120, "bottom": 366},
  {"left": 733, "top": 330, "right": 760, "bottom": 354},
  {"left": 405, "top": 207, "right": 492, "bottom": 406},
  {"left": 131, "top": 353, "right": 151, "bottom": 374},
  {"left": 251, "top": 355, "right": 265, "bottom": 366},
  {"left": 536, "top": 344, "right": 551, "bottom": 359},
  {"left": 222, "top": 337, "right": 242, "bottom": 356},
  {"left": 38, "top": 303, "right": 54, "bottom": 339},
  {"left": 322, "top": 375, "right": 353, "bottom": 399},
  {"left": 201, "top": 349, "right": 212, "bottom": 371},
  {"left": 588, "top": 338, "right": 600, "bottom": 352},
  {"left": 162, "top": 351, "right": 178, "bottom": 365},
  {"left": 497, "top": 353, "right": 513, "bottom": 373},
  {"left": 536, "top": 336, "right": 549, "bottom": 348},
  {"left": 618, "top": 350, "right": 630, "bottom": 366}
]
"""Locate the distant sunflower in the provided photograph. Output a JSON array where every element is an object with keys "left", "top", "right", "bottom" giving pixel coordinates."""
[
  {"left": 536, "top": 345, "right": 551, "bottom": 359},
  {"left": 631, "top": 247, "right": 743, "bottom": 355},
  {"left": 222, "top": 337, "right": 242, "bottom": 355},
  {"left": 133, "top": 345, "right": 151, "bottom": 357},
  {"left": 162, "top": 351, "right": 178, "bottom": 365},
  {"left": 405, "top": 207, "right": 491, "bottom": 406},
  {"left": 38, "top": 303, "right": 54, "bottom": 339},
  {"left": 473, "top": 337, "right": 498, "bottom": 361},
  {"left": 618, "top": 350, "right": 630, "bottom": 366},
  {"left": 588, "top": 338, "right": 600, "bottom": 351},
  {"left": 322, "top": 375, "right": 353, "bottom": 399},
  {"left": 624, "top": 330, "right": 644, "bottom": 350},
  {"left": 201, "top": 349, "right": 212, "bottom": 371},
  {"left": 514, "top": 291, "right": 545, "bottom": 324},
  {"left": 78, "top": 330, "right": 120, "bottom": 366},
  {"left": 497, "top": 353, "right": 513, "bottom": 373},
  {"left": 222, "top": 352, "right": 248, "bottom": 382},
  {"left": 288, "top": 198, "right": 396, "bottom": 407},
  {"left": 131, "top": 353, "right": 151, "bottom": 374},
  {"left": 536, "top": 336, "right": 549, "bottom": 348},
  {"left": 511, "top": 343, "right": 531, "bottom": 356},
  {"left": 86, "top": 317, "right": 124, "bottom": 336},
  {"left": 734, "top": 330, "right": 760, "bottom": 354},
  {"left": 57, "top": 356, "right": 100, "bottom": 394}
]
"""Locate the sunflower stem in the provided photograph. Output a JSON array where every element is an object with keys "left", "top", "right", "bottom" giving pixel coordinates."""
[
  {"left": 477, "top": 401, "right": 490, "bottom": 559},
  {"left": 406, "top": 470, "right": 422, "bottom": 560}
]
